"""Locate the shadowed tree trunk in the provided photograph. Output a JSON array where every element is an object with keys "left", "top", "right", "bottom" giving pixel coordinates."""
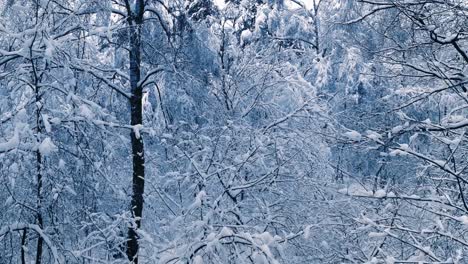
[
  {"left": 30, "top": 21, "right": 44, "bottom": 264},
  {"left": 124, "top": 0, "right": 146, "bottom": 263},
  {"left": 21, "top": 228, "right": 27, "bottom": 264}
]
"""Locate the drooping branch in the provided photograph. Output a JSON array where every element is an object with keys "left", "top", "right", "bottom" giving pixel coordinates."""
[{"left": 0, "top": 223, "right": 61, "bottom": 264}]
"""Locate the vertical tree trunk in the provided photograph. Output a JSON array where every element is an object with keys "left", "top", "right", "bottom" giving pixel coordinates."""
[
  {"left": 33, "top": 72, "right": 44, "bottom": 264},
  {"left": 30, "top": 19, "right": 44, "bottom": 263},
  {"left": 35, "top": 150, "right": 44, "bottom": 264},
  {"left": 21, "top": 229, "right": 27, "bottom": 264},
  {"left": 126, "top": 1, "right": 145, "bottom": 263}
]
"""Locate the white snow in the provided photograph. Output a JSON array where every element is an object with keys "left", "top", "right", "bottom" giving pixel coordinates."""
[
  {"left": 374, "top": 189, "right": 386, "bottom": 198},
  {"left": 190, "top": 190, "right": 207, "bottom": 209},
  {"left": 435, "top": 217, "right": 444, "bottom": 231},
  {"left": 193, "top": 255, "right": 203, "bottom": 264},
  {"left": 458, "top": 215, "right": 468, "bottom": 225},
  {"left": 0, "top": 129, "right": 20, "bottom": 153},
  {"left": 4, "top": 196, "right": 14, "bottom": 207},
  {"left": 399, "top": 144, "right": 410, "bottom": 151},
  {"left": 252, "top": 252, "right": 268, "bottom": 264},
  {"left": 443, "top": 33, "right": 458, "bottom": 42},
  {"left": 303, "top": 225, "right": 312, "bottom": 239},
  {"left": 391, "top": 125, "right": 404, "bottom": 134},
  {"left": 219, "top": 227, "right": 233, "bottom": 238},
  {"left": 58, "top": 159, "right": 66, "bottom": 169},
  {"left": 445, "top": 115, "right": 465, "bottom": 123},
  {"left": 385, "top": 256, "right": 396, "bottom": 264},
  {"left": 255, "top": 11, "right": 268, "bottom": 32},
  {"left": 257, "top": 232, "right": 275, "bottom": 244},
  {"left": 341, "top": 184, "right": 373, "bottom": 196},
  {"left": 38, "top": 137, "right": 58, "bottom": 156},
  {"left": 133, "top": 124, "right": 144, "bottom": 139},
  {"left": 49, "top": 117, "right": 61, "bottom": 124},
  {"left": 136, "top": 229, "right": 154, "bottom": 243},
  {"left": 343, "top": 130, "right": 362, "bottom": 141},
  {"left": 366, "top": 130, "right": 382, "bottom": 141},
  {"left": 364, "top": 257, "right": 379, "bottom": 264},
  {"left": 65, "top": 186, "right": 77, "bottom": 196},
  {"left": 42, "top": 114, "right": 51, "bottom": 133},
  {"left": 240, "top": 30, "right": 253, "bottom": 46},
  {"left": 79, "top": 105, "right": 94, "bottom": 120},
  {"left": 389, "top": 149, "right": 407, "bottom": 156},
  {"left": 445, "top": 117, "right": 468, "bottom": 129},
  {"left": 434, "top": 160, "right": 447, "bottom": 167},
  {"left": 44, "top": 38, "right": 55, "bottom": 59},
  {"left": 9, "top": 162, "right": 19, "bottom": 173},
  {"left": 11, "top": 110, "right": 27, "bottom": 123},
  {"left": 368, "top": 232, "right": 386, "bottom": 238}
]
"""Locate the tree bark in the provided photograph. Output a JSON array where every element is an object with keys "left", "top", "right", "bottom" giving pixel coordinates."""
[
  {"left": 21, "top": 229, "right": 27, "bottom": 264},
  {"left": 30, "top": 22, "right": 43, "bottom": 264},
  {"left": 126, "top": 1, "right": 145, "bottom": 263}
]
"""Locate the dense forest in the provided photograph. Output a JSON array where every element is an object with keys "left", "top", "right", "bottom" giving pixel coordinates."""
[{"left": 0, "top": 0, "right": 467, "bottom": 263}]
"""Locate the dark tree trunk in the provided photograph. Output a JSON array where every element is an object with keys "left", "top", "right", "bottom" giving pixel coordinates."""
[
  {"left": 34, "top": 82, "right": 44, "bottom": 264},
  {"left": 35, "top": 150, "right": 43, "bottom": 264},
  {"left": 126, "top": 1, "right": 146, "bottom": 263},
  {"left": 21, "top": 229, "right": 27, "bottom": 264},
  {"left": 30, "top": 21, "right": 43, "bottom": 264}
]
